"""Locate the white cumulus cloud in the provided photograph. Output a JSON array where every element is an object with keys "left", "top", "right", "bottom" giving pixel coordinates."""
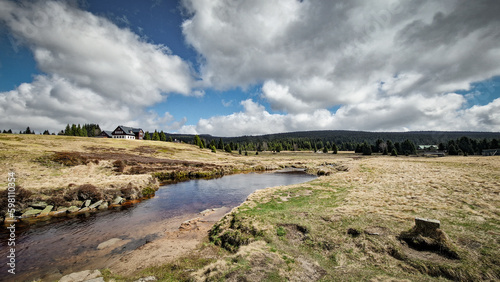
[
  {"left": 0, "top": 0, "right": 195, "bottom": 132},
  {"left": 181, "top": 0, "right": 500, "bottom": 134}
]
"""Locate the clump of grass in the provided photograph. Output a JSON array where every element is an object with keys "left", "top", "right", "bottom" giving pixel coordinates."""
[
  {"left": 113, "top": 160, "right": 126, "bottom": 173},
  {"left": 141, "top": 186, "right": 156, "bottom": 197},
  {"left": 50, "top": 152, "right": 89, "bottom": 166},
  {"left": 64, "top": 184, "right": 102, "bottom": 202}
]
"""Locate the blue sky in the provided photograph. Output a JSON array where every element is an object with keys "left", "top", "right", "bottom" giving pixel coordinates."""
[{"left": 0, "top": 0, "right": 499, "bottom": 136}]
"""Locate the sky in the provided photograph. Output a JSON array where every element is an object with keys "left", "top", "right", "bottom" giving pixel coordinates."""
[{"left": 0, "top": 0, "right": 499, "bottom": 136}]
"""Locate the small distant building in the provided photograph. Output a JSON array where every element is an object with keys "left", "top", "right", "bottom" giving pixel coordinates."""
[
  {"left": 418, "top": 145, "right": 438, "bottom": 150},
  {"left": 482, "top": 149, "right": 500, "bottom": 156},
  {"left": 97, "top": 130, "right": 113, "bottom": 138},
  {"left": 111, "top": 125, "right": 143, "bottom": 140}
]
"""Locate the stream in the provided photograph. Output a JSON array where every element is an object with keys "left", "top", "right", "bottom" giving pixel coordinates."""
[{"left": 0, "top": 171, "right": 316, "bottom": 281}]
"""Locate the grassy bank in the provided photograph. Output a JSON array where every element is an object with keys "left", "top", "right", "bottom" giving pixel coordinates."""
[{"left": 121, "top": 155, "right": 500, "bottom": 281}]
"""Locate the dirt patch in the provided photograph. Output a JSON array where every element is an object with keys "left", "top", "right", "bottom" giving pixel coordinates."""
[
  {"left": 109, "top": 208, "right": 231, "bottom": 276},
  {"left": 279, "top": 223, "right": 309, "bottom": 243},
  {"left": 398, "top": 225, "right": 460, "bottom": 260}
]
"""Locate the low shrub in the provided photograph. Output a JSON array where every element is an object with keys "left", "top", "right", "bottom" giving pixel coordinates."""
[
  {"left": 113, "top": 160, "right": 126, "bottom": 173},
  {"left": 51, "top": 152, "right": 89, "bottom": 166},
  {"left": 74, "top": 184, "right": 102, "bottom": 202}
]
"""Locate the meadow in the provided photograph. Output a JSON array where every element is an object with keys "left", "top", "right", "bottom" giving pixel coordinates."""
[{"left": 1, "top": 134, "right": 499, "bottom": 281}]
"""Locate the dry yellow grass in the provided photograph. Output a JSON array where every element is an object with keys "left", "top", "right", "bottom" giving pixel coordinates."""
[
  {"left": 0, "top": 134, "right": 347, "bottom": 192},
  {"left": 190, "top": 155, "right": 500, "bottom": 281}
]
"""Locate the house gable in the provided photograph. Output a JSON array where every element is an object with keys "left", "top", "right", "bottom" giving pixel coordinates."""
[{"left": 111, "top": 125, "right": 144, "bottom": 140}]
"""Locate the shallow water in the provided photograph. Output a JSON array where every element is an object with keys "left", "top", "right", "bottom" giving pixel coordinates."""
[{"left": 0, "top": 171, "right": 315, "bottom": 281}]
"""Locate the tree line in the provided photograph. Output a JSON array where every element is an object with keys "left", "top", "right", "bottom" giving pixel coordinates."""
[{"left": 2, "top": 126, "right": 499, "bottom": 156}]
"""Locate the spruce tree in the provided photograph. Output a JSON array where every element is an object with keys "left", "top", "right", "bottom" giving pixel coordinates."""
[
  {"left": 362, "top": 142, "right": 372, "bottom": 155},
  {"left": 218, "top": 138, "right": 224, "bottom": 150},
  {"left": 152, "top": 130, "right": 160, "bottom": 141},
  {"left": 144, "top": 131, "right": 151, "bottom": 140},
  {"left": 160, "top": 131, "right": 167, "bottom": 142},
  {"left": 276, "top": 143, "right": 283, "bottom": 153},
  {"left": 194, "top": 135, "right": 203, "bottom": 148},
  {"left": 332, "top": 143, "right": 338, "bottom": 154}
]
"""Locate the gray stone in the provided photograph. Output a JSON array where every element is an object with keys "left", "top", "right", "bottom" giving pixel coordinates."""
[
  {"left": 97, "top": 238, "right": 123, "bottom": 250},
  {"left": 415, "top": 217, "right": 440, "bottom": 230},
  {"left": 112, "top": 196, "right": 124, "bottom": 205},
  {"left": 79, "top": 207, "right": 90, "bottom": 213},
  {"left": 67, "top": 206, "right": 79, "bottom": 213},
  {"left": 30, "top": 201, "right": 48, "bottom": 209},
  {"left": 21, "top": 209, "right": 43, "bottom": 218},
  {"left": 85, "top": 278, "right": 105, "bottom": 282},
  {"left": 134, "top": 276, "right": 157, "bottom": 282},
  {"left": 59, "top": 269, "right": 101, "bottom": 282},
  {"left": 98, "top": 201, "right": 109, "bottom": 210},
  {"left": 89, "top": 200, "right": 103, "bottom": 209},
  {"left": 83, "top": 200, "right": 91, "bottom": 208},
  {"left": 21, "top": 207, "right": 34, "bottom": 214},
  {"left": 39, "top": 205, "right": 54, "bottom": 217}
]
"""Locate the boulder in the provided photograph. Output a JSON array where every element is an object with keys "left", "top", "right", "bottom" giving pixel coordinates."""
[
  {"left": 134, "top": 276, "right": 157, "bottom": 282},
  {"left": 98, "top": 202, "right": 109, "bottom": 210},
  {"left": 21, "top": 209, "right": 43, "bottom": 218},
  {"left": 30, "top": 201, "right": 48, "bottom": 209},
  {"left": 89, "top": 200, "right": 103, "bottom": 209},
  {"left": 59, "top": 269, "right": 101, "bottom": 282},
  {"left": 38, "top": 205, "right": 54, "bottom": 217},
  {"left": 21, "top": 207, "right": 34, "bottom": 214},
  {"left": 415, "top": 217, "right": 440, "bottom": 232},
  {"left": 97, "top": 238, "right": 123, "bottom": 250},
  {"left": 79, "top": 207, "right": 90, "bottom": 213},
  {"left": 112, "top": 196, "right": 124, "bottom": 205},
  {"left": 67, "top": 206, "right": 79, "bottom": 213},
  {"left": 83, "top": 200, "right": 91, "bottom": 208},
  {"left": 85, "top": 278, "right": 104, "bottom": 282}
]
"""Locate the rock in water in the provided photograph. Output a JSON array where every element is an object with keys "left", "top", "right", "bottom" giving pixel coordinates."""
[{"left": 97, "top": 238, "right": 123, "bottom": 250}]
